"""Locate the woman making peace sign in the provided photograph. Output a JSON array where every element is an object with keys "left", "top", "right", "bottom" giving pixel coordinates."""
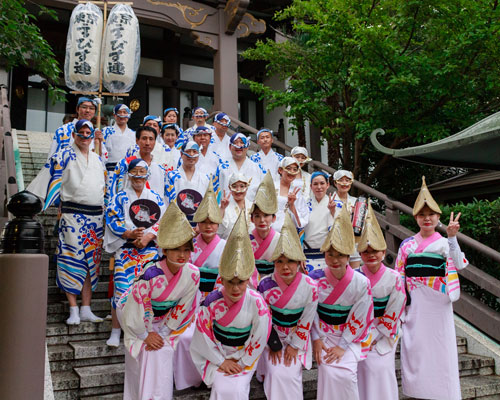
[{"left": 395, "top": 177, "right": 468, "bottom": 400}]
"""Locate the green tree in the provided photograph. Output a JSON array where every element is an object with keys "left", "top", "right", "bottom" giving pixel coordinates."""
[
  {"left": 0, "top": 0, "right": 64, "bottom": 101},
  {"left": 242, "top": 0, "right": 500, "bottom": 190}
]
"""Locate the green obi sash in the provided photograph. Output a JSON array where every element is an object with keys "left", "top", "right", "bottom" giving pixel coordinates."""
[
  {"left": 256, "top": 260, "right": 274, "bottom": 275},
  {"left": 406, "top": 252, "right": 446, "bottom": 278},
  {"left": 270, "top": 304, "right": 304, "bottom": 328},
  {"left": 199, "top": 266, "right": 218, "bottom": 293},
  {"left": 213, "top": 321, "right": 252, "bottom": 346},
  {"left": 317, "top": 303, "right": 353, "bottom": 325}
]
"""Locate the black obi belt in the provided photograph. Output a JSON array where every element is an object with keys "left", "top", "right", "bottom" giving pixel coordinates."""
[{"left": 406, "top": 252, "right": 446, "bottom": 278}]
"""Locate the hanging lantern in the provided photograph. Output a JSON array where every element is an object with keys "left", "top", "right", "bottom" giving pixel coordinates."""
[
  {"left": 102, "top": 4, "right": 141, "bottom": 93},
  {"left": 64, "top": 3, "right": 103, "bottom": 92}
]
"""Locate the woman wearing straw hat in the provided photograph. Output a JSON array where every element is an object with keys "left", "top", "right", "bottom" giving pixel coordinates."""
[
  {"left": 395, "top": 177, "right": 468, "bottom": 400},
  {"left": 117, "top": 201, "right": 200, "bottom": 400},
  {"left": 190, "top": 210, "right": 271, "bottom": 400}
]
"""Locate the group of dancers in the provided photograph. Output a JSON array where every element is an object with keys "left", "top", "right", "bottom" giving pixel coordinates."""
[{"left": 28, "top": 96, "right": 468, "bottom": 399}]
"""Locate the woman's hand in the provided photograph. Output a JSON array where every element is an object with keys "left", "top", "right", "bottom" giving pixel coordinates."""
[
  {"left": 217, "top": 359, "right": 243, "bottom": 375},
  {"left": 323, "top": 345, "right": 345, "bottom": 364},
  {"left": 446, "top": 211, "right": 461, "bottom": 238},
  {"left": 313, "top": 339, "right": 327, "bottom": 365},
  {"left": 220, "top": 190, "right": 231, "bottom": 211},
  {"left": 287, "top": 187, "right": 301, "bottom": 210},
  {"left": 284, "top": 345, "right": 299, "bottom": 367},
  {"left": 268, "top": 348, "right": 282, "bottom": 366},
  {"left": 327, "top": 193, "right": 337, "bottom": 216},
  {"left": 144, "top": 332, "right": 164, "bottom": 351}
]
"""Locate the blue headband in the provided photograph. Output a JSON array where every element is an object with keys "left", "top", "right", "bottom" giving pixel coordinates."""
[
  {"left": 214, "top": 113, "right": 231, "bottom": 126},
  {"left": 114, "top": 104, "right": 131, "bottom": 117},
  {"left": 192, "top": 107, "right": 208, "bottom": 117},
  {"left": 163, "top": 107, "right": 179, "bottom": 116},
  {"left": 143, "top": 115, "right": 162, "bottom": 127},
  {"left": 193, "top": 126, "right": 211, "bottom": 135},
  {"left": 74, "top": 119, "right": 94, "bottom": 138},
  {"left": 77, "top": 97, "right": 97, "bottom": 107},
  {"left": 257, "top": 128, "right": 273, "bottom": 140},
  {"left": 181, "top": 141, "right": 201, "bottom": 158},
  {"left": 230, "top": 133, "right": 250, "bottom": 149},
  {"left": 161, "top": 123, "right": 181, "bottom": 135},
  {"left": 311, "top": 171, "right": 330, "bottom": 182}
]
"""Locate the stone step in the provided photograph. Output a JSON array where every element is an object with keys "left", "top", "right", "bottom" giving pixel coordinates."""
[
  {"left": 75, "top": 363, "right": 126, "bottom": 388},
  {"left": 54, "top": 351, "right": 497, "bottom": 399},
  {"left": 70, "top": 339, "right": 125, "bottom": 359},
  {"left": 46, "top": 321, "right": 113, "bottom": 345},
  {"left": 400, "top": 375, "right": 500, "bottom": 400}
]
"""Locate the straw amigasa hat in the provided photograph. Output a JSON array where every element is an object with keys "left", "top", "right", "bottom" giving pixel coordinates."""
[
  {"left": 157, "top": 200, "right": 195, "bottom": 249},
  {"left": 192, "top": 180, "right": 222, "bottom": 224},
  {"left": 271, "top": 212, "right": 306, "bottom": 262},
  {"left": 250, "top": 171, "right": 278, "bottom": 214},
  {"left": 357, "top": 200, "right": 387, "bottom": 253},
  {"left": 413, "top": 176, "right": 442, "bottom": 216},
  {"left": 320, "top": 203, "right": 355, "bottom": 255},
  {"left": 219, "top": 209, "right": 255, "bottom": 281}
]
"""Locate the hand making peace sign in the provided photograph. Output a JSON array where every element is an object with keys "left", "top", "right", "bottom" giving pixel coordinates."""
[
  {"left": 327, "top": 193, "right": 337, "bottom": 216},
  {"left": 287, "top": 187, "right": 301, "bottom": 209},
  {"left": 220, "top": 190, "right": 231, "bottom": 211},
  {"left": 446, "top": 211, "right": 461, "bottom": 238}
]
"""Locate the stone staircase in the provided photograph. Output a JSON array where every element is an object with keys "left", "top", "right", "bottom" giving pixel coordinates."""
[{"left": 13, "top": 129, "right": 500, "bottom": 400}]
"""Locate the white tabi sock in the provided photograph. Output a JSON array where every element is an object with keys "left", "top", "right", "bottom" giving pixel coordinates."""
[
  {"left": 80, "top": 305, "right": 103, "bottom": 323},
  {"left": 106, "top": 328, "right": 122, "bottom": 347},
  {"left": 66, "top": 306, "right": 80, "bottom": 325}
]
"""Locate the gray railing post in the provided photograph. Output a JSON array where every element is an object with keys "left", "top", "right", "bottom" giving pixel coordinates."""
[{"left": 383, "top": 201, "right": 401, "bottom": 267}]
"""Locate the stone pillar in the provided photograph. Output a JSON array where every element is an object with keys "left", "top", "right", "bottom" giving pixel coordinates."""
[
  {"left": 0, "top": 191, "right": 48, "bottom": 399},
  {"left": 213, "top": 7, "right": 239, "bottom": 118}
]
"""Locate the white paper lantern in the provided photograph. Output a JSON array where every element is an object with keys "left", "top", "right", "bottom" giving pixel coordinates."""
[
  {"left": 102, "top": 4, "right": 141, "bottom": 93},
  {"left": 64, "top": 3, "right": 103, "bottom": 92}
]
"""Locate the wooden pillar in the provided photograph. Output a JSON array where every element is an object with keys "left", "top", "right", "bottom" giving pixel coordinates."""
[
  {"left": 214, "top": 7, "right": 239, "bottom": 118},
  {"left": 163, "top": 30, "right": 180, "bottom": 109}
]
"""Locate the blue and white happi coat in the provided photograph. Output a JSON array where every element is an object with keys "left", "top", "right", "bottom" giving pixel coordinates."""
[
  {"left": 104, "top": 186, "right": 165, "bottom": 308},
  {"left": 44, "top": 144, "right": 106, "bottom": 294}
]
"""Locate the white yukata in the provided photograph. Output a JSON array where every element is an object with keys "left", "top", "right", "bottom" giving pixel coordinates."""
[
  {"left": 103, "top": 125, "right": 136, "bottom": 165},
  {"left": 126, "top": 143, "right": 177, "bottom": 172},
  {"left": 103, "top": 186, "right": 165, "bottom": 308},
  {"left": 272, "top": 184, "right": 309, "bottom": 233},
  {"left": 249, "top": 228, "right": 281, "bottom": 288},
  {"left": 217, "top": 197, "right": 254, "bottom": 240},
  {"left": 303, "top": 195, "right": 334, "bottom": 273},
  {"left": 48, "top": 120, "right": 108, "bottom": 160},
  {"left": 109, "top": 155, "right": 168, "bottom": 202},
  {"left": 173, "top": 233, "right": 228, "bottom": 390},
  {"left": 250, "top": 149, "right": 283, "bottom": 181},
  {"left": 196, "top": 149, "right": 225, "bottom": 177},
  {"left": 291, "top": 170, "right": 311, "bottom": 201},
  {"left": 42, "top": 144, "right": 106, "bottom": 294},
  {"left": 190, "top": 288, "right": 271, "bottom": 400},
  {"left": 396, "top": 232, "right": 468, "bottom": 400},
  {"left": 117, "top": 259, "right": 200, "bottom": 400},
  {"left": 310, "top": 266, "right": 374, "bottom": 400},
  {"left": 216, "top": 158, "right": 265, "bottom": 202},
  {"left": 256, "top": 272, "right": 318, "bottom": 400},
  {"left": 166, "top": 167, "right": 211, "bottom": 226},
  {"left": 357, "top": 264, "right": 406, "bottom": 400},
  {"left": 211, "top": 132, "right": 231, "bottom": 160}
]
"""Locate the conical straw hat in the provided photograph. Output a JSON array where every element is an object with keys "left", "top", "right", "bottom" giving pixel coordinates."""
[
  {"left": 413, "top": 176, "right": 442, "bottom": 216},
  {"left": 357, "top": 200, "right": 387, "bottom": 252},
  {"left": 193, "top": 180, "right": 222, "bottom": 224},
  {"left": 157, "top": 200, "right": 195, "bottom": 249},
  {"left": 219, "top": 209, "right": 255, "bottom": 281},
  {"left": 271, "top": 212, "right": 306, "bottom": 262},
  {"left": 250, "top": 171, "right": 278, "bottom": 214},
  {"left": 320, "top": 203, "right": 355, "bottom": 255}
]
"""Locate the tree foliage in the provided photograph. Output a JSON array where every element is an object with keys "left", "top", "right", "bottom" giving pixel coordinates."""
[
  {"left": 0, "top": 0, "right": 65, "bottom": 101},
  {"left": 242, "top": 0, "right": 500, "bottom": 191}
]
